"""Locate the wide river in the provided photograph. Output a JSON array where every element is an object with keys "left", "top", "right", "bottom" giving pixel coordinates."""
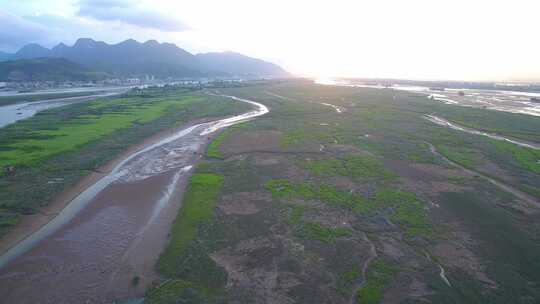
[
  {"left": 315, "top": 78, "right": 540, "bottom": 117},
  {"left": 0, "top": 94, "right": 268, "bottom": 303},
  {"left": 0, "top": 87, "right": 128, "bottom": 128}
]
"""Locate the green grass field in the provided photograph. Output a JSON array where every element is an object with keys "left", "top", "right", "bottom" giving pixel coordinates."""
[
  {"left": 0, "top": 96, "right": 198, "bottom": 168},
  {"left": 149, "top": 173, "right": 227, "bottom": 303},
  {"left": 157, "top": 173, "right": 224, "bottom": 277}
]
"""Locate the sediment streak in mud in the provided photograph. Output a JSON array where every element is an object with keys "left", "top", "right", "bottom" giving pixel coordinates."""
[{"left": 424, "top": 114, "right": 540, "bottom": 150}]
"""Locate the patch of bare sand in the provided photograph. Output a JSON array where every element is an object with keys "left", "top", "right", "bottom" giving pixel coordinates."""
[
  {"left": 323, "top": 144, "right": 369, "bottom": 156},
  {"left": 253, "top": 154, "right": 282, "bottom": 166},
  {"left": 403, "top": 180, "right": 472, "bottom": 199},
  {"left": 284, "top": 165, "right": 312, "bottom": 184},
  {"left": 476, "top": 161, "right": 518, "bottom": 184},
  {"left": 387, "top": 161, "right": 474, "bottom": 202},
  {"left": 382, "top": 274, "right": 432, "bottom": 304},
  {"left": 379, "top": 237, "right": 405, "bottom": 260},
  {"left": 388, "top": 160, "right": 471, "bottom": 182},
  {"left": 413, "top": 160, "right": 536, "bottom": 213},
  {"left": 222, "top": 130, "right": 324, "bottom": 156},
  {"left": 301, "top": 203, "right": 356, "bottom": 229},
  {"left": 330, "top": 176, "right": 356, "bottom": 190},
  {"left": 418, "top": 149, "right": 522, "bottom": 198},
  {"left": 218, "top": 192, "right": 272, "bottom": 215},
  {"left": 329, "top": 175, "right": 379, "bottom": 197},
  {"left": 211, "top": 237, "right": 294, "bottom": 304},
  {"left": 250, "top": 153, "right": 291, "bottom": 167},
  {"left": 411, "top": 163, "right": 471, "bottom": 178},
  {"left": 221, "top": 130, "right": 283, "bottom": 154},
  {"left": 375, "top": 234, "right": 428, "bottom": 269}
]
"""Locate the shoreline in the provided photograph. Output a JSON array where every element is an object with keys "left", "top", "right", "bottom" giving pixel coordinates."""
[
  {"left": 0, "top": 116, "right": 221, "bottom": 256},
  {"left": 0, "top": 93, "right": 269, "bottom": 302}
]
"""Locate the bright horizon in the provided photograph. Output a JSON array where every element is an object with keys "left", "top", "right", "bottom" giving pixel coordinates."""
[{"left": 1, "top": 0, "right": 539, "bottom": 82}]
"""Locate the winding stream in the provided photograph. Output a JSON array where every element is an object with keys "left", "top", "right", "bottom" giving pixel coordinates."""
[
  {"left": 438, "top": 264, "right": 452, "bottom": 287},
  {"left": 349, "top": 232, "right": 378, "bottom": 304},
  {"left": 424, "top": 251, "right": 452, "bottom": 287},
  {"left": 424, "top": 114, "right": 539, "bottom": 207},
  {"left": 424, "top": 114, "right": 540, "bottom": 150},
  {"left": 427, "top": 143, "right": 539, "bottom": 208},
  {"left": 0, "top": 93, "right": 268, "bottom": 303}
]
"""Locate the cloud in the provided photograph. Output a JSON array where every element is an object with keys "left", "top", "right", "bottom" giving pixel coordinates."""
[
  {"left": 0, "top": 10, "right": 48, "bottom": 51},
  {"left": 76, "top": 0, "right": 188, "bottom": 32},
  {"left": 24, "top": 14, "right": 106, "bottom": 45}
]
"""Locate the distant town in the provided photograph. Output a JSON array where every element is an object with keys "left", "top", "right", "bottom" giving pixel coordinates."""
[{"left": 0, "top": 76, "right": 262, "bottom": 92}]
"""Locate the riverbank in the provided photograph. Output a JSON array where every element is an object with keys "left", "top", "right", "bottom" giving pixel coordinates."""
[
  {"left": 0, "top": 92, "right": 267, "bottom": 303},
  {"left": 0, "top": 88, "right": 251, "bottom": 238},
  {"left": 0, "top": 116, "right": 221, "bottom": 256}
]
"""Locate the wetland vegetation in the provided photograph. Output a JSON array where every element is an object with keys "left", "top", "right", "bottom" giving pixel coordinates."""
[
  {"left": 150, "top": 80, "right": 540, "bottom": 303},
  {"left": 2, "top": 80, "right": 539, "bottom": 303}
]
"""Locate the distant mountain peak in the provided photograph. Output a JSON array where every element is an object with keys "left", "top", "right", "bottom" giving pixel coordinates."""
[
  {"left": 161, "top": 42, "right": 178, "bottom": 48},
  {"left": 18, "top": 43, "right": 48, "bottom": 52},
  {"left": 75, "top": 38, "right": 95, "bottom": 43},
  {"left": 196, "top": 51, "right": 289, "bottom": 77},
  {"left": 13, "top": 43, "right": 51, "bottom": 60},
  {"left": 74, "top": 38, "right": 99, "bottom": 48},
  {"left": 22, "top": 43, "right": 42, "bottom": 48},
  {"left": 52, "top": 42, "right": 68, "bottom": 51},
  {"left": 118, "top": 39, "right": 139, "bottom": 46}
]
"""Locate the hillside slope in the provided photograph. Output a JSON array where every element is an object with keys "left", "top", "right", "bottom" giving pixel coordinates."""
[
  {"left": 196, "top": 51, "right": 289, "bottom": 77},
  {"left": 0, "top": 58, "right": 108, "bottom": 81}
]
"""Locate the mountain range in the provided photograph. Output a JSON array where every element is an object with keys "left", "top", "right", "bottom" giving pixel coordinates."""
[
  {"left": 0, "top": 38, "right": 289, "bottom": 79},
  {"left": 0, "top": 58, "right": 108, "bottom": 82}
]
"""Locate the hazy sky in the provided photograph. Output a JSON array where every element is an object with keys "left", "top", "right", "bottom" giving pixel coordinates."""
[{"left": 1, "top": 0, "right": 539, "bottom": 81}]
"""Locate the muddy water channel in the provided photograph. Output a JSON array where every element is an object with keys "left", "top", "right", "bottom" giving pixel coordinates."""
[
  {"left": 0, "top": 90, "right": 126, "bottom": 128},
  {"left": 424, "top": 114, "right": 540, "bottom": 150},
  {"left": 0, "top": 94, "right": 268, "bottom": 303}
]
